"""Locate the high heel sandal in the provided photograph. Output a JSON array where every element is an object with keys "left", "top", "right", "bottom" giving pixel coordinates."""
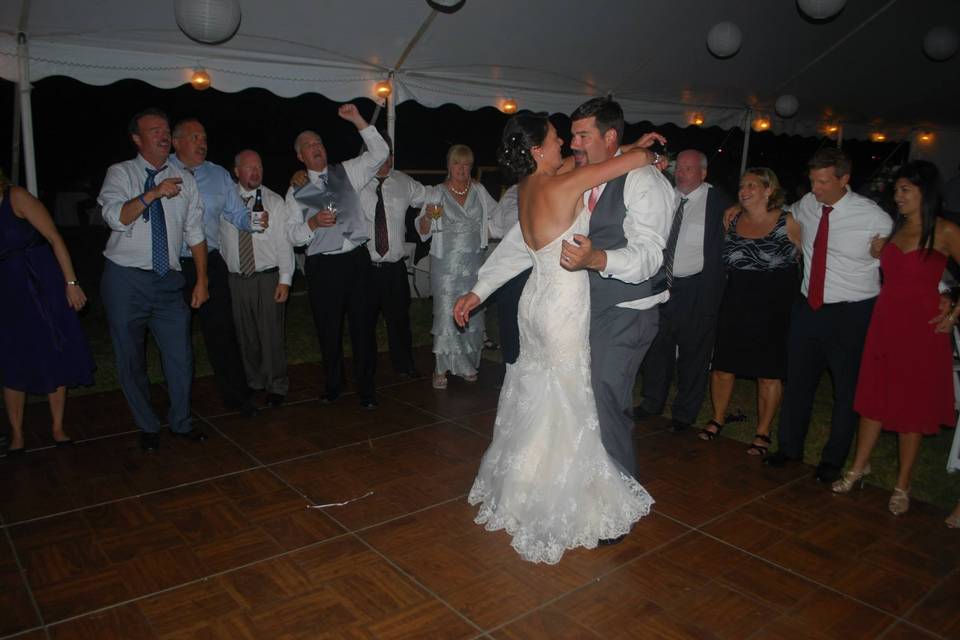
[
  {"left": 698, "top": 420, "right": 724, "bottom": 441},
  {"left": 831, "top": 464, "right": 871, "bottom": 494},
  {"left": 432, "top": 373, "right": 448, "bottom": 390},
  {"left": 946, "top": 501, "right": 960, "bottom": 528},
  {"left": 888, "top": 487, "right": 910, "bottom": 516},
  {"left": 746, "top": 433, "right": 771, "bottom": 456}
]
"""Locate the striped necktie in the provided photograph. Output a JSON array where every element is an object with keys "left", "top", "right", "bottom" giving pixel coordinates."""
[
  {"left": 238, "top": 195, "right": 256, "bottom": 276},
  {"left": 663, "top": 197, "right": 688, "bottom": 288}
]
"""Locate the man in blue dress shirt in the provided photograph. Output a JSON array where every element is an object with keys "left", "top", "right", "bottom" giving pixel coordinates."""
[
  {"left": 170, "top": 118, "right": 259, "bottom": 417},
  {"left": 97, "top": 108, "right": 210, "bottom": 451}
]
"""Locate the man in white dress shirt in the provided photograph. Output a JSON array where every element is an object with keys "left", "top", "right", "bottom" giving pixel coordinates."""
[
  {"left": 285, "top": 104, "right": 389, "bottom": 408},
  {"left": 358, "top": 132, "right": 429, "bottom": 379},
  {"left": 223, "top": 149, "right": 295, "bottom": 407},
  {"left": 764, "top": 148, "right": 893, "bottom": 483},
  {"left": 459, "top": 98, "right": 674, "bottom": 493},
  {"left": 636, "top": 150, "right": 732, "bottom": 431},
  {"left": 97, "top": 108, "right": 209, "bottom": 451}
]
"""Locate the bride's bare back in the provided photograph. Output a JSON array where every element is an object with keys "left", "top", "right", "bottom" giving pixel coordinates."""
[{"left": 518, "top": 173, "right": 584, "bottom": 251}]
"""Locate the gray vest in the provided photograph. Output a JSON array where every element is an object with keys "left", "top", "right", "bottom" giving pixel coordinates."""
[
  {"left": 299, "top": 163, "right": 368, "bottom": 255},
  {"left": 588, "top": 174, "right": 667, "bottom": 310}
]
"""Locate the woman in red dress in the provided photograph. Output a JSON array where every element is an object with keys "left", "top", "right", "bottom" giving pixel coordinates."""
[{"left": 832, "top": 161, "right": 959, "bottom": 516}]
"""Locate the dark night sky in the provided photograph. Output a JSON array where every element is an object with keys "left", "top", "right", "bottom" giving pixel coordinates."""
[{"left": 0, "top": 77, "right": 906, "bottom": 205}]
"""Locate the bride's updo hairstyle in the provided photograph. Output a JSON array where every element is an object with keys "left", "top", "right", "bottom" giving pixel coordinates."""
[{"left": 497, "top": 113, "right": 549, "bottom": 181}]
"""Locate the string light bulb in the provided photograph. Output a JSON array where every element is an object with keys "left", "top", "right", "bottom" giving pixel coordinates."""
[
  {"left": 869, "top": 132, "right": 887, "bottom": 143},
  {"left": 374, "top": 80, "right": 392, "bottom": 99},
  {"left": 190, "top": 68, "right": 211, "bottom": 90},
  {"left": 690, "top": 112, "right": 705, "bottom": 126},
  {"left": 500, "top": 98, "right": 518, "bottom": 114},
  {"left": 752, "top": 117, "right": 771, "bottom": 132},
  {"left": 918, "top": 132, "right": 934, "bottom": 143}
]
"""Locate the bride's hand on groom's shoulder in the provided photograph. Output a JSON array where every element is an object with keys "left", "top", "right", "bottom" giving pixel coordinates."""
[
  {"left": 620, "top": 132, "right": 667, "bottom": 152},
  {"left": 453, "top": 292, "right": 481, "bottom": 328}
]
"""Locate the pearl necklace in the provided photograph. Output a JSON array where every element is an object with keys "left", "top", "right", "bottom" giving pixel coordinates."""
[{"left": 447, "top": 182, "right": 470, "bottom": 197}]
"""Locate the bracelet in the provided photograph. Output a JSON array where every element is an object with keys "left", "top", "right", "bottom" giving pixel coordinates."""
[
  {"left": 138, "top": 193, "right": 149, "bottom": 207},
  {"left": 651, "top": 151, "right": 660, "bottom": 165},
  {"left": 66, "top": 280, "right": 79, "bottom": 286}
]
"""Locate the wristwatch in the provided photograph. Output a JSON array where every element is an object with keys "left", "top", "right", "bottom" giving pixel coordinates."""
[{"left": 66, "top": 280, "right": 80, "bottom": 286}]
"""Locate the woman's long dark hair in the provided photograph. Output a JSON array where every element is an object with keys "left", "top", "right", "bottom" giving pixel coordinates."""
[{"left": 890, "top": 160, "right": 942, "bottom": 254}]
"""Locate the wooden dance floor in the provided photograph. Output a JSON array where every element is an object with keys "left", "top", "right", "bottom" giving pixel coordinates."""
[{"left": 1, "top": 347, "right": 958, "bottom": 639}]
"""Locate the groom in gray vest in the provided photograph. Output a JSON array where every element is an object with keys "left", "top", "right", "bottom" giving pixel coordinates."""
[
  {"left": 559, "top": 98, "right": 675, "bottom": 480},
  {"left": 465, "top": 98, "right": 674, "bottom": 484}
]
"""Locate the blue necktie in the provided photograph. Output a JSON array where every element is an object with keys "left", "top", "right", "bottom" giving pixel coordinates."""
[{"left": 144, "top": 167, "right": 169, "bottom": 277}]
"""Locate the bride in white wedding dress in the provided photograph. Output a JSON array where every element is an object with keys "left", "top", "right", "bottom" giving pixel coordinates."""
[{"left": 454, "top": 114, "right": 656, "bottom": 564}]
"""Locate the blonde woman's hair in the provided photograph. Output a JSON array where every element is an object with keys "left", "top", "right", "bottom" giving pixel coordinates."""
[
  {"left": 446, "top": 144, "right": 474, "bottom": 175},
  {"left": 744, "top": 167, "right": 786, "bottom": 210}
]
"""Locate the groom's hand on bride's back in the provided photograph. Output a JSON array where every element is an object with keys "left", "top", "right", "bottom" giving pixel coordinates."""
[{"left": 453, "top": 293, "right": 481, "bottom": 328}]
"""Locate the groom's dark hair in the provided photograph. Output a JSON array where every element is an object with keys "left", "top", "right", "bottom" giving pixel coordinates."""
[{"left": 570, "top": 98, "right": 624, "bottom": 143}]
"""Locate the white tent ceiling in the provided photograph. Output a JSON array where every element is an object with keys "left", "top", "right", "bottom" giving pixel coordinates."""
[{"left": 2, "top": 0, "right": 959, "bottom": 141}]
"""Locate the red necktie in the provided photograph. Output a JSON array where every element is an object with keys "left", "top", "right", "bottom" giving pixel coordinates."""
[
  {"left": 807, "top": 205, "right": 833, "bottom": 310},
  {"left": 588, "top": 186, "right": 601, "bottom": 213},
  {"left": 374, "top": 176, "right": 388, "bottom": 257}
]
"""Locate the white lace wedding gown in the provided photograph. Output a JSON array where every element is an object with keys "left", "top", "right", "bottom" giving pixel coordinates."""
[{"left": 468, "top": 209, "right": 654, "bottom": 564}]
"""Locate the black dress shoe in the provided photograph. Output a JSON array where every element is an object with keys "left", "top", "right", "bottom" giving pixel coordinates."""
[
  {"left": 814, "top": 462, "right": 841, "bottom": 483},
  {"left": 5, "top": 447, "right": 25, "bottom": 456},
  {"left": 140, "top": 432, "right": 160, "bottom": 451},
  {"left": 763, "top": 450, "right": 795, "bottom": 467},
  {"left": 266, "top": 393, "right": 285, "bottom": 408},
  {"left": 598, "top": 534, "right": 626, "bottom": 546},
  {"left": 359, "top": 397, "right": 378, "bottom": 410},
  {"left": 320, "top": 393, "right": 339, "bottom": 405},
  {"left": 397, "top": 368, "right": 423, "bottom": 379},
  {"left": 666, "top": 419, "right": 690, "bottom": 433},
  {"left": 171, "top": 429, "right": 208, "bottom": 442},
  {"left": 632, "top": 405, "right": 654, "bottom": 420},
  {"left": 54, "top": 439, "right": 76, "bottom": 448}
]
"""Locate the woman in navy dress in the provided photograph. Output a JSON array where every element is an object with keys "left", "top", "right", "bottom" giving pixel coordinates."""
[{"left": 0, "top": 171, "right": 94, "bottom": 453}]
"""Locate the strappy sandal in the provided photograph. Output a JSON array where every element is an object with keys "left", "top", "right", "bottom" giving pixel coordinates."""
[
  {"left": 461, "top": 372, "right": 478, "bottom": 383},
  {"left": 946, "top": 501, "right": 960, "bottom": 529},
  {"left": 432, "top": 373, "right": 448, "bottom": 389},
  {"left": 746, "top": 433, "right": 772, "bottom": 456},
  {"left": 698, "top": 420, "right": 724, "bottom": 441}
]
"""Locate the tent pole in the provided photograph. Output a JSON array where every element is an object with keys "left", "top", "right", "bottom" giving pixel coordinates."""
[
  {"left": 740, "top": 109, "right": 752, "bottom": 176},
  {"left": 17, "top": 32, "right": 38, "bottom": 196},
  {"left": 387, "top": 93, "right": 396, "bottom": 164},
  {"left": 11, "top": 74, "right": 21, "bottom": 185}
]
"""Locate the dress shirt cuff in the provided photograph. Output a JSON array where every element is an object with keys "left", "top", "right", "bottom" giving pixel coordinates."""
[
  {"left": 279, "top": 271, "right": 293, "bottom": 286},
  {"left": 292, "top": 221, "right": 316, "bottom": 246},
  {"left": 600, "top": 250, "right": 627, "bottom": 280},
  {"left": 470, "top": 280, "right": 497, "bottom": 304}
]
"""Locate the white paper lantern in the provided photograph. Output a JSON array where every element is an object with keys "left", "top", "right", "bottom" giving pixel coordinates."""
[
  {"left": 923, "top": 26, "right": 959, "bottom": 61},
  {"left": 426, "top": 0, "right": 466, "bottom": 13},
  {"left": 707, "top": 22, "right": 742, "bottom": 58},
  {"left": 775, "top": 95, "right": 799, "bottom": 118},
  {"left": 797, "top": 0, "right": 847, "bottom": 20},
  {"left": 175, "top": 0, "right": 242, "bottom": 45}
]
